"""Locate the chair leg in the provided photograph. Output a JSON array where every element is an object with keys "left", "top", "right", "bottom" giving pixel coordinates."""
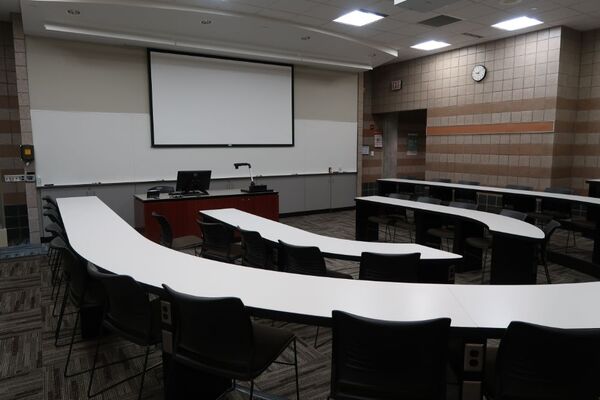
[
  {"left": 55, "top": 282, "right": 70, "bottom": 345},
  {"left": 52, "top": 274, "right": 64, "bottom": 317},
  {"left": 137, "top": 345, "right": 151, "bottom": 400},
  {"left": 63, "top": 308, "right": 80, "bottom": 377},
  {"left": 249, "top": 380, "right": 254, "bottom": 400},
  {"left": 87, "top": 326, "right": 103, "bottom": 398},
  {"left": 293, "top": 338, "right": 300, "bottom": 400},
  {"left": 314, "top": 326, "right": 319, "bottom": 348},
  {"left": 480, "top": 249, "right": 488, "bottom": 284}
]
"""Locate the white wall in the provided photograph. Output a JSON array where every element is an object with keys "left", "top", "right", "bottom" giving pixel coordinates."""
[{"left": 26, "top": 37, "right": 359, "bottom": 186}]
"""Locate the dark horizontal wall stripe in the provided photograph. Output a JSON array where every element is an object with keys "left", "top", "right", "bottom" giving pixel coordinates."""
[
  {"left": 428, "top": 97, "right": 557, "bottom": 118},
  {"left": 427, "top": 122, "right": 554, "bottom": 135},
  {"left": 573, "top": 121, "right": 600, "bottom": 133},
  {"left": 428, "top": 162, "right": 553, "bottom": 178}
]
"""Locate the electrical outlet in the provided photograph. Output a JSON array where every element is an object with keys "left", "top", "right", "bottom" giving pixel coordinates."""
[
  {"left": 464, "top": 343, "right": 485, "bottom": 372},
  {"left": 160, "top": 300, "right": 172, "bottom": 324}
]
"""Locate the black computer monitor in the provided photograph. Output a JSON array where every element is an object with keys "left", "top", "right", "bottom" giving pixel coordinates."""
[{"left": 175, "top": 170, "right": 211, "bottom": 194}]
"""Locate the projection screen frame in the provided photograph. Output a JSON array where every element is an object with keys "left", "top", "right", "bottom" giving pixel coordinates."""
[{"left": 147, "top": 48, "right": 295, "bottom": 148}]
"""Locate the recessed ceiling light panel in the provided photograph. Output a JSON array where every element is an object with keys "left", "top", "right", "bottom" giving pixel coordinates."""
[
  {"left": 492, "top": 16, "right": 542, "bottom": 31},
  {"left": 411, "top": 40, "right": 451, "bottom": 51},
  {"left": 334, "top": 9, "right": 386, "bottom": 27}
]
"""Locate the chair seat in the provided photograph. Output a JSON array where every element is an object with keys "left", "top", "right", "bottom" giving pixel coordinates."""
[
  {"left": 246, "top": 323, "right": 295, "bottom": 378},
  {"left": 367, "top": 215, "right": 393, "bottom": 225},
  {"left": 202, "top": 243, "right": 243, "bottom": 262},
  {"left": 172, "top": 235, "right": 203, "bottom": 250},
  {"left": 326, "top": 269, "right": 353, "bottom": 279},
  {"left": 175, "top": 322, "right": 295, "bottom": 381},
  {"left": 466, "top": 236, "right": 492, "bottom": 250},
  {"left": 561, "top": 218, "right": 595, "bottom": 234},
  {"left": 50, "top": 236, "right": 67, "bottom": 249},
  {"left": 104, "top": 298, "right": 162, "bottom": 347},
  {"left": 427, "top": 227, "right": 455, "bottom": 239}
]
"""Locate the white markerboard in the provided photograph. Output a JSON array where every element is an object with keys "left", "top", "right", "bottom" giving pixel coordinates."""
[{"left": 31, "top": 109, "right": 357, "bottom": 186}]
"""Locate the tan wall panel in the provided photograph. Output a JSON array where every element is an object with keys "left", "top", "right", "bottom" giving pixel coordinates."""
[
  {"left": 294, "top": 66, "right": 358, "bottom": 122},
  {"left": 26, "top": 37, "right": 149, "bottom": 113}
]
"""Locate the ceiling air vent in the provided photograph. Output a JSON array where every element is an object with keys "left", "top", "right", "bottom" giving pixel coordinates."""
[
  {"left": 394, "top": 0, "right": 461, "bottom": 13},
  {"left": 463, "top": 32, "right": 484, "bottom": 39},
  {"left": 419, "top": 15, "right": 462, "bottom": 27}
]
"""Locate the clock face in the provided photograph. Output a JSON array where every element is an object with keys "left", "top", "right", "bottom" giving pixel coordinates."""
[{"left": 472, "top": 65, "right": 487, "bottom": 82}]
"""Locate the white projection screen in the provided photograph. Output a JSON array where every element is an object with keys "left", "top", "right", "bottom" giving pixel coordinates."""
[{"left": 149, "top": 50, "right": 294, "bottom": 147}]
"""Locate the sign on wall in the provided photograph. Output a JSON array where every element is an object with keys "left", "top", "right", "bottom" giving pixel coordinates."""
[{"left": 407, "top": 133, "right": 418, "bottom": 155}]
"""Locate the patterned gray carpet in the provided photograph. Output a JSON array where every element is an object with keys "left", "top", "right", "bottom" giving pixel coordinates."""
[{"left": 0, "top": 210, "right": 596, "bottom": 400}]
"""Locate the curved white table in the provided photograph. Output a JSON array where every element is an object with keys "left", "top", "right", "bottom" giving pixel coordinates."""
[
  {"left": 58, "top": 196, "right": 600, "bottom": 333},
  {"left": 200, "top": 208, "right": 461, "bottom": 261},
  {"left": 380, "top": 178, "right": 600, "bottom": 276},
  {"left": 355, "top": 196, "right": 544, "bottom": 284}
]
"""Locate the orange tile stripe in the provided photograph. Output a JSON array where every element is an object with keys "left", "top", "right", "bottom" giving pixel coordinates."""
[{"left": 427, "top": 122, "right": 554, "bottom": 135}]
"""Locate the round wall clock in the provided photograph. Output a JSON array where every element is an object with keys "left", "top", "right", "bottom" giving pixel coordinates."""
[{"left": 472, "top": 65, "right": 487, "bottom": 82}]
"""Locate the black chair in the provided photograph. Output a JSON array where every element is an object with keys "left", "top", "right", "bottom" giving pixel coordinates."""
[
  {"left": 198, "top": 220, "right": 243, "bottom": 263},
  {"left": 368, "top": 193, "right": 413, "bottom": 242},
  {"left": 455, "top": 180, "right": 479, "bottom": 203},
  {"left": 426, "top": 201, "right": 478, "bottom": 251},
  {"left": 329, "top": 311, "right": 450, "bottom": 400},
  {"left": 151, "top": 212, "right": 203, "bottom": 254},
  {"left": 277, "top": 240, "right": 352, "bottom": 280},
  {"left": 86, "top": 264, "right": 162, "bottom": 399},
  {"left": 540, "top": 220, "right": 561, "bottom": 283},
  {"left": 502, "top": 185, "right": 536, "bottom": 213},
  {"left": 417, "top": 196, "right": 442, "bottom": 205},
  {"left": 528, "top": 187, "right": 574, "bottom": 225},
  {"left": 162, "top": 285, "right": 300, "bottom": 400},
  {"left": 465, "top": 209, "right": 527, "bottom": 284},
  {"left": 239, "top": 227, "right": 274, "bottom": 269},
  {"left": 488, "top": 321, "right": 600, "bottom": 400},
  {"left": 359, "top": 252, "right": 421, "bottom": 283},
  {"left": 429, "top": 179, "right": 453, "bottom": 202},
  {"left": 55, "top": 247, "right": 105, "bottom": 377}
]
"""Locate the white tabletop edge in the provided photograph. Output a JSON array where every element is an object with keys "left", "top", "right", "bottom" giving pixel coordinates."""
[
  {"left": 356, "top": 195, "right": 544, "bottom": 240},
  {"left": 379, "top": 178, "right": 600, "bottom": 206}
]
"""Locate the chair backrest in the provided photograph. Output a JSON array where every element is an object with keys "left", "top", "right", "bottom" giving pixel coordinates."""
[
  {"left": 162, "top": 285, "right": 255, "bottom": 374},
  {"left": 541, "top": 187, "right": 573, "bottom": 217},
  {"left": 499, "top": 209, "right": 527, "bottom": 221},
  {"left": 42, "top": 195, "right": 59, "bottom": 209},
  {"left": 239, "top": 227, "right": 271, "bottom": 269},
  {"left": 505, "top": 184, "right": 532, "bottom": 190},
  {"left": 495, "top": 321, "right": 600, "bottom": 400},
  {"left": 152, "top": 212, "right": 173, "bottom": 247},
  {"left": 417, "top": 196, "right": 442, "bottom": 205},
  {"left": 87, "top": 264, "right": 156, "bottom": 342},
  {"left": 331, "top": 311, "right": 451, "bottom": 400},
  {"left": 198, "top": 221, "right": 235, "bottom": 252},
  {"left": 388, "top": 193, "right": 411, "bottom": 200},
  {"left": 60, "top": 246, "right": 93, "bottom": 305},
  {"left": 449, "top": 201, "right": 478, "bottom": 210},
  {"left": 277, "top": 240, "right": 327, "bottom": 276},
  {"left": 458, "top": 180, "right": 479, "bottom": 186},
  {"left": 148, "top": 185, "right": 175, "bottom": 193},
  {"left": 43, "top": 209, "right": 63, "bottom": 228},
  {"left": 359, "top": 252, "right": 421, "bottom": 283},
  {"left": 502, "top": 186, "right": 536, "bottom": 212},
  {"left": 542, "top": 219, "right": 561, "bottom": 250}
]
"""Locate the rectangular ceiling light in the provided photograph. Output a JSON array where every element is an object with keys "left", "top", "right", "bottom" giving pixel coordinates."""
[
  {"left": 411, "top": 40, "right": 451, "bottom": 51},
  {"left": 334, "top": 9, "right": 386, "bottom": 27},
  {"left": 492, "top": 16, "right": 543, "bottom": 31}
]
